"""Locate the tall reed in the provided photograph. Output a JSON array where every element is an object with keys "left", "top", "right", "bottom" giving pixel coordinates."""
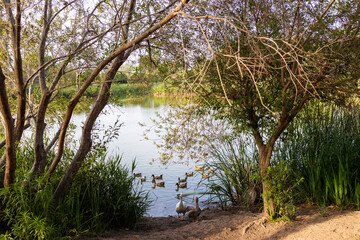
[
  {"left": 279, "top": 104, "right": 360, "bottom": 208},
  {"left": 204, "top": 136, "right": 261, "bottom": 208}
]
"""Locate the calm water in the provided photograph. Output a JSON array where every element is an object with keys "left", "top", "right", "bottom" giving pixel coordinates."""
[{"left": 72, "top": 97, "right": 209, "bottom": 217}]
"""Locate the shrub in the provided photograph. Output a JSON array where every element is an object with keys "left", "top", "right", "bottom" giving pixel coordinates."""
[{"left": 204, "top": 136, "right": 262, "bottom": 209}]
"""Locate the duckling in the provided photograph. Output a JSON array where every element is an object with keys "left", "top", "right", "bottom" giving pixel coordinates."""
[
  {"left": 186, "top": 197, "right": 201, "bottom": 221},
  {"left": 208, "top": 168, "right": 215, "bottom": 173},
  {"left": 195, "top": 166, "right": 204, "bottom": 171},
  {"left": 178, "top": 176, "right": 187, "bottom": 183},
  {"left": 152, "top": 174, "right": 163, "bottom": 180},
  {"left": 176, "top": 182, "right": 187, "bottom": 189},
  {"left": 176, "top": 193, "right": 187, "bottom": 219},
  {"left": 185, "top": 171, "right": 194, "bottom": 177},
  {"left": 154, "top": 180, "right": 165, "bottom": 187},
  {"left": 133, "top": 173, "right": 142, "bottom": 177},
  {"left": 140, "top": 176, "right": 146, "bottom": 183}
]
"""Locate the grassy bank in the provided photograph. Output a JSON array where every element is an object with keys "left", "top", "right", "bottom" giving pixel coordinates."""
[{"left": 59, "top": 83, "right": 149, "bottom": 99}]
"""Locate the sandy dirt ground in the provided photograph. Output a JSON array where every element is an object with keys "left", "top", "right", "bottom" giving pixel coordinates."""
[{"left": 80, "top": 205, "right": 360, "bottom": 240}]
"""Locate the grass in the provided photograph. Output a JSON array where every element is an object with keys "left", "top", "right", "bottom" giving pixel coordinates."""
[{"left": 59, "top": 83, "right": 149, "bottom": 99}]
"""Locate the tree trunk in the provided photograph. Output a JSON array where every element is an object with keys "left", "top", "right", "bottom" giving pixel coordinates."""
[
  {"left": 31, "top": 0, "right": 52, "bottom": 175},
  {"left": 31, "top": 93, "right": 51, "bottom": 175},
  {"left": 0, "top": 67, "right": 16, "bottom": 186},
  {"left": 258, "top": 144, "right": 275, "bottom": 216},
  {"left": 52, "top": 52, "right": 128, "bottom": 204}
]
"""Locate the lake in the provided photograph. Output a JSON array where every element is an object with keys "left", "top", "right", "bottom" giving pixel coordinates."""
[{"left": 72, "top": 97, "right": 210, "bottom": 217}]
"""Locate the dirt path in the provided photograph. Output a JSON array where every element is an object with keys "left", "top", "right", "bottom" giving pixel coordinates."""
[{"left": 80, "top": 206, "right": 360, "bottom": 240}]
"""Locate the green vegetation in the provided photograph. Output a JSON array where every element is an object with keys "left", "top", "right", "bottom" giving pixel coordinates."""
[
  {"left": 203, "top": 103, "right": 360, "bottom": 220},
  {"left": 204, "top": 137, "right": 261, "bottom": 208},
  {"left": 282, "top": 104, "right": 360, "bottom": 208},
  {"left": 59, "top": 83, "right": 149, "bottom": 99},
  {"left": 0, "top": 137, "right": 150, "bottom": 239}
]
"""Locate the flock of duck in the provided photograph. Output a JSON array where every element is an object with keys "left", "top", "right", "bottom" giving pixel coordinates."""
[
  {"left": 133, "top": 166, "right": 215, "bottom": 189},
  {"left": 133, "top": 166, "right": 215, "bottom": 220}
]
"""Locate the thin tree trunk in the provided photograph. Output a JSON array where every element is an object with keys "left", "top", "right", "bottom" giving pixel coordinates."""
[
  {"left": 52, "top": 52, "right": 128, "bottom": 204},
  {"left": 1, "top": 0, "right": 25, "bottom": 185},
  {"left": 0, "top": 67, "right": 16, "bottom": 186},
  {"left": 52, "top": 0, "right": 137, "bottom": 203},
  {"left": 31, "top": 0, "right": 52, "bottom": 175}
]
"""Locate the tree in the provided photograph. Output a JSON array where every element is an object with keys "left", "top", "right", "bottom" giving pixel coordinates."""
[
  {"left": 156, "top": 0, "right": 360, "bottom": 216},
  {"left": 0, "top": 0, "right": 189, "bottom": 207}
]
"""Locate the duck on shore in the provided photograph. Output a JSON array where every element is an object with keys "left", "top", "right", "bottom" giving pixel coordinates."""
[
  {"left": 186, "top": 197, "right": 201, "bottom": 221},
  {"left": 176, "top": 193, "right": 187, "bottom": 219}
]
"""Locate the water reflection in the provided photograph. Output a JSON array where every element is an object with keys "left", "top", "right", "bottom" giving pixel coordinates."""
[{"left": 74, "top": 97, "right": 208, "bottom": 217}]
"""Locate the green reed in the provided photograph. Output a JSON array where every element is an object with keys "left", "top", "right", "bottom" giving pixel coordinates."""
[
  {"left": 204, "top": 136, "right": 261, "bottom": 208},
  {"left": 280, "top": 104, "right": 360, "bottom": 208}
]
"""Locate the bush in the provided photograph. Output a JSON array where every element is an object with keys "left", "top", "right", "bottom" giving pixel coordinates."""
[{"left": 0, "top": 132, "right": 150, "bottom": 238}]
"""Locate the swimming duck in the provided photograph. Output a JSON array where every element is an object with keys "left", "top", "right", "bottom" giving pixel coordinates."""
[
  {"left": 195, "top": 166, "right": 204, "bottom": 171},
  {"left": 152, "top": 174, "right": 163, "bottom": 180},
  {"left": 140, "top": 176, "right": 146, "bottom": 183},
  {"left": 154, "top": 180, "right": 165, "bottom": 187},
  {"left": 176, "top": 182, "right": 187, "bottom": 189},
  {"left": 186, "top": 197, "right": 201, "bottom": 220},
  {"left": 133, "top": 173, "right": 142, "bottom": 177},
  {"left": 178, "top": 176, "right": 187, "bottom": 183},
  {"left": 185, "top": 171, "right": 194, "bottom": 177},
  {"left": 176, "top": 193, "right": 187, "bottom": 219}
]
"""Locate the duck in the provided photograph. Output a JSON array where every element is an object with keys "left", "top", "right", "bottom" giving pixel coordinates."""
[
  {"left": 152, "top": 174, "right": 163, "bottom": 180},
  {"left": 185, "top": 171, "right": 194, "bottom": 177},
  {"left": 176, "top": 182, "right": 187, "bottom": 189},
  {"left": 133, "top": 173, "right": 142, "bottom": 177},
  {"left": 186, "top": 197, "right": 201, "bottom": 220},
  {"left": 208, "top": 168, "right": 215, "bottom": 173},
  {"left": 154, "top": 180, "right": 165, "bottom": 187},
  {"left": 195, "top": 166, "right": 204, "bottom": 171},
  {"left": 176, "top": 193, "right": 187, "bottom": 219},
  {"left": 178, "top": 176, "right": 187, "bottom": 183},
  {"left": 140, "top": 176, "right": 146, "bottom": 183}
]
